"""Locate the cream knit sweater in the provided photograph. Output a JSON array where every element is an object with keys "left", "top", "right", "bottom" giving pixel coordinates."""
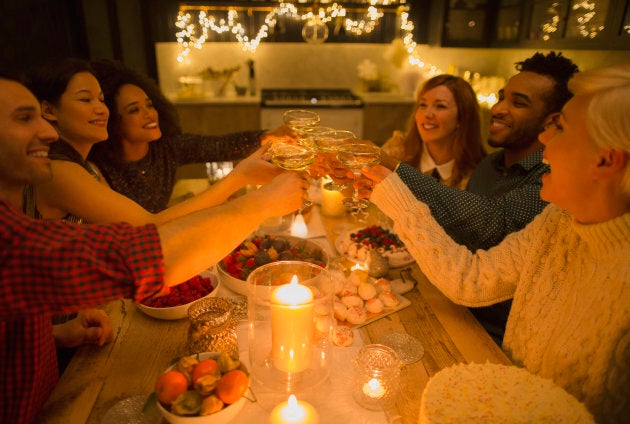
[{"left": 371, "top": 174, "right": 630, "bottom": 423}]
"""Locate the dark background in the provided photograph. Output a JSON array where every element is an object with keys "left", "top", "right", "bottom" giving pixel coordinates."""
[{"left": 0, "top": 0, "right": 427, "bottom": 80}]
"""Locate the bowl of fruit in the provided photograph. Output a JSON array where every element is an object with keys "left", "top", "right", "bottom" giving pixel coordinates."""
[
  {"left": 138, "top": 270, "right": 220, "bottom": 320},
  {"left": 216, "top": 235, "right": 328, "bottom": 296},
  {"left": 153, "top": 351, "right": 250, "bottom": 423}
]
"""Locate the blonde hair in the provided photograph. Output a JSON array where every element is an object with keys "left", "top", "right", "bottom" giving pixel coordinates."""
[{"left": 569, "top": 64, "right": 630, "bottom": 194}]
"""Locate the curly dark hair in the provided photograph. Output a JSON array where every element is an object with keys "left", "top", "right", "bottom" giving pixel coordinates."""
[
  {"left": 88, "top": 59, "right": 181, "bottom": 159},
  {"left": 515, "top": 51, "right": 579, "bottom": 116}
]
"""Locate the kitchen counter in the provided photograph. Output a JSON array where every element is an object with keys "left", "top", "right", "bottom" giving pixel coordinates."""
[
  {"left": 169, "top": 92, "right": 415, "bottom": 106},
  {"left": 169, "top": 94, "right": 261, "bottom": 105},
  {"left": 358, "top": 92, "right": 415, "bottom": 104}
]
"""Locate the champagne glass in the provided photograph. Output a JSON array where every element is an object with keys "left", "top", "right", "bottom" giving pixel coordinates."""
[
  {"left": 270, "top": 142, "right": 317, "bottom": 213},
  {"left": 312, "top": 129, "right": 356, "bottom": 191},
  {"left": 283, "top": 109, "right": 320, "bottom": 145},
  {"left": 336, "top": 144, "right": 381, "bottom": 223}
]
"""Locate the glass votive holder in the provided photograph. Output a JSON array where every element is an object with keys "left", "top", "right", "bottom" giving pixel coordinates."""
[
  {"left": 247, "top": 261, "right": 334, "bottom": 394},
  {"left": 186, "top": 297, "right": 239, "bottom": 359},
  {"left": 352, "top": 344, "right": 401, "bottom": 411}
]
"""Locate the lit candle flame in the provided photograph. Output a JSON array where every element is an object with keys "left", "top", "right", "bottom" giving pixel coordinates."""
[
  {"left": 290, "top": 213, "right": 308, "bottom": 238},
  {"left": 363, "top": 378, "right": 386, "bottom": 399}
]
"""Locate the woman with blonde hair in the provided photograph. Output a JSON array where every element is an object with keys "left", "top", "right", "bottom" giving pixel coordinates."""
[
  {"left": 366, "top": 64, "right": 630, "bottom": 422},
  {"left": 381, "top": 74, "right": 486, "bottom": 188}
]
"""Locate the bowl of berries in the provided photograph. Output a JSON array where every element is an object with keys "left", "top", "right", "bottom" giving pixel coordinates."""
[
  {"left": 216, "top": 235, "right": 328, "bottom": 296},
  {"left": 138, "top": 270, "right": 220, "bottom": 320},
  {"left": 153, "top": 351, "right": 250, "bottom": 423}
]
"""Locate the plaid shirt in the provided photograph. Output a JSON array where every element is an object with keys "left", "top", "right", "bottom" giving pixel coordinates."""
[{"left": 0, "top": 200, "right": 166, "bottom": 424}]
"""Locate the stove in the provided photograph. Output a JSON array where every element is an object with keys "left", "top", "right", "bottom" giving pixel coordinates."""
[
  {"left": 261, "top": 88, "right": 363, "bottom": 108},
  {"left": 260, "top": 88, "right": 364, "bottom": 137}
]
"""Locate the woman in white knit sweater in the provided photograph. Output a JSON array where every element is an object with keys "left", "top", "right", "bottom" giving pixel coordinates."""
[{"left": 365, "top": 64, "right": 630, "bottom": 422}]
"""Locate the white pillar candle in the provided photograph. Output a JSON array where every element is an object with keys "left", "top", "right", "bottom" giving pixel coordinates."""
[
  {"left": 269, "top": 394, "right": 319, "bottom": 424},
  {"left": 270, "top": 276, "right": 313, "bottom": 373},
  {"left": 320, "top": 182, "right": 346, "bottom": 217}
]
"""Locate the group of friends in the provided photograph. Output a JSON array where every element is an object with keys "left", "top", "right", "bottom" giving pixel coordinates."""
[{"left": 0, "top": 51, "right": 628, "bottom": 423}]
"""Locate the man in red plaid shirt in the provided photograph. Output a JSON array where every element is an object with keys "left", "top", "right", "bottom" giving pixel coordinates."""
[{"left": 0, "top": 71, "right": 307, "bottom": 424}]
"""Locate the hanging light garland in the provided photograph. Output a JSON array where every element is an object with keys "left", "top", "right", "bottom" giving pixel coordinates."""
[
  {"left": 174, "top": 1, "right": 440, "bottom": 77},
  {"left": 572, "top": 0, "right": 604, "bottom": 39},
  {"left": 175, "top": 2, "right": 400, "bottom": 61}
]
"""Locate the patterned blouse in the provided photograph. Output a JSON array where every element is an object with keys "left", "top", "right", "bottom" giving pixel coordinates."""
[{"left": 89, "top": 131, "right": 264, "bottom": 213}]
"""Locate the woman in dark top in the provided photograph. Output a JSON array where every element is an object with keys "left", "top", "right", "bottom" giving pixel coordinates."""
[
  {"left": 23, "top": 58, "right": 289, "bottom": 226},
  {"left": 88, "top": 59, "right": 276, "bottom": 212}
]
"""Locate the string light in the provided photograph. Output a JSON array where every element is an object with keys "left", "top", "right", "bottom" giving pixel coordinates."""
[
  {"left": 174, "top": 1, "right": 442, "bottom": 77},
  {"left": 541, "top": 2, "right": 561, "bottom": 41},
  {"left": 572, "top": 0, "right": 604, "bottom": 39}
]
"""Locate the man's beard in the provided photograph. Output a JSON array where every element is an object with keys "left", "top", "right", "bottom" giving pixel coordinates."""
[{"left": 487, "top": 125, "right": 543, "bottom": 150}]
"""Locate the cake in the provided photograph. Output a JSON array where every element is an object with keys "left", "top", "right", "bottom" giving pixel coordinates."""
[
  {"left": 335, "top": 225, "right": 413, "bottom": 268},
  {"left": 419, "top": 363, "right": 594, "bottom": 424}
]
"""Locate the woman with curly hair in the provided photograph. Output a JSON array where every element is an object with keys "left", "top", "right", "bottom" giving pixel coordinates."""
[
  {"left": 88, "top": 59, "right": 282, "bottom": 212},
  {"left": 380, "top": 74, "right": 486, "bottom": 189}
]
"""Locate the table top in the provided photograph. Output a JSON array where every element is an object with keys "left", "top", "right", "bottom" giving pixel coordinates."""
[{"left": 39, "top": 205, "right": 510, "bottom": 424}]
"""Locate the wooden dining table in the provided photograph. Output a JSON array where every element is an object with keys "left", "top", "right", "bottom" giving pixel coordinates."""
[{"left": 39, "top": 202, "right": 511, "bottom": 424}]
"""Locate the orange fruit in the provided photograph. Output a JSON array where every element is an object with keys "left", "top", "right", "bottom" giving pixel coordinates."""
[
  {"left": 155, "top": 370, "right": 189, "bottom": 406},
  {"left": 215, "top": 369, "right": 249, "bottom": 404},
  {"left": 191, "top": 359, "right": 219, "bottom": 384}
]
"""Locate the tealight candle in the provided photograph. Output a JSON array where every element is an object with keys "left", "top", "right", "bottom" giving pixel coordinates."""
[
  {"left": 290, "top": 213, "right": 308, "bottom": 238},
  {"left": 363, "top": 378, "right": 386, "bottom": 399},
  {"left": 352, "top": 344, "right": 401, "bottom": 410},
  {"left": 270, "top": 275, "right": 314, "bottom": 373},
  {"left": 269, "top": 394, "right": 319, "bottom": 424}
]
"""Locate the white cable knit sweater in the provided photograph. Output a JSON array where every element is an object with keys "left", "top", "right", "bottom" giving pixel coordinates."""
[{"left": 371, "top": 174, "right": 630, "bottom": 423}]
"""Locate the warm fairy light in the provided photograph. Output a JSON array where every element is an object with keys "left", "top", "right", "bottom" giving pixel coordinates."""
[
  {"left": 174, "top": 1, "right": 415, "bottom": 60},
  {"left": 572, "top": 0, "right": 604, "bottom": 39}
]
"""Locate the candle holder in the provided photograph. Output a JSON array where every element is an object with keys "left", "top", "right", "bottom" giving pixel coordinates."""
[
  {"left": 247, "top": 261, "right": 334, "bottom": 394},
  {"left": 186, "top": 297, "right": 239, "bottom": 358},
  {"left": 352, "top": 344, "right": 401, "bottom": 411}
]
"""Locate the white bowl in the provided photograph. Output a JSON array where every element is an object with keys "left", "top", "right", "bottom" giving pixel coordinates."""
[
  {"left": 156, "top": 352, "right": 248, "bottom": 424},
  {"left": 138, "top": 271, "right": 220, "bottom": 320},
  {"left": 216, "top": 235, "right": 329, "bottom": 296}
]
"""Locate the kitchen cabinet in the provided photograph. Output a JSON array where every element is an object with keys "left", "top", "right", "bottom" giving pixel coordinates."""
[
  {"left": 362, "top": 101, "right": 416, "bottom": 146},
  {"left": 174, "top": 103, "right": 261, "bottom": 135},
  {"left": 438, "top": 0, "right": 630, "bottom": 49},
  {"left": 173, "top": 102, "right": 261, "bottom": 179}
]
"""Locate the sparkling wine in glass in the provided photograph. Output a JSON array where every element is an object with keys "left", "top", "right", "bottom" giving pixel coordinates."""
[
  {"left": 312, "top": 129, "right": 356, "bottom": 191},
  {"left": 336, "top": 144, "right": 381, "bottom": 222},
  {"left": 270, "top": 142, "right": 317, "bottom": 215},
  {"left": 283, "top": 109, "right": 320, "bottom": 145}
]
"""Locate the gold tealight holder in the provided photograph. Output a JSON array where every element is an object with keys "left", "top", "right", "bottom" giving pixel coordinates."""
[{"left": 352, "top": 344, "right": 401, "bottom": 411}]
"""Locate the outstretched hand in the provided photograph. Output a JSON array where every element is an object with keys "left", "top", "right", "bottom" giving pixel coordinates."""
[
  {"left": 361, "top": 164, "right": 392, "bottom": 185},
  {"left": 256, "top": 171, "right": 310, "bottom": 217},
  {"left": 232, "top": 144, "right": 284, "bottom": 185},
  {"left": 52, "top": 309, "right": 114, "bottom": 348}
]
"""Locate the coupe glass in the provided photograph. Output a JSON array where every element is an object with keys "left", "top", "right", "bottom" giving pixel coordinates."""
[
  {"left": 283, "top": 109, "right": 320, "bottom": 144},
  {"left": 336, "top": 144, "right": 381, "bottom": 222},
  {"left": 312, "top": 129, "right": 356, "bottom": 191},
  {"left": 270, "top": 142, "right": 317, "bottom": 215}
]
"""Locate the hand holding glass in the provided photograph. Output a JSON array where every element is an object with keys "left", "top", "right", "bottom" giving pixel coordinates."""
[{"left": 336, "top": 144, "right": 381, "bottom": 222}]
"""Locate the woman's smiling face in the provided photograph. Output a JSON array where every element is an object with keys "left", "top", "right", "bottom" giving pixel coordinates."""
[
  {"left": 539, "top": 94, "right": 601, "bottom": 216},
  {"left": 47, "top": 72, "right": 109, "bottom": 145},
  {"left": 116, "top": 84, "right": 161, "bottom": 145},
  {"left": 415, "top": 85, "right": 459, "bottom": 148}
]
